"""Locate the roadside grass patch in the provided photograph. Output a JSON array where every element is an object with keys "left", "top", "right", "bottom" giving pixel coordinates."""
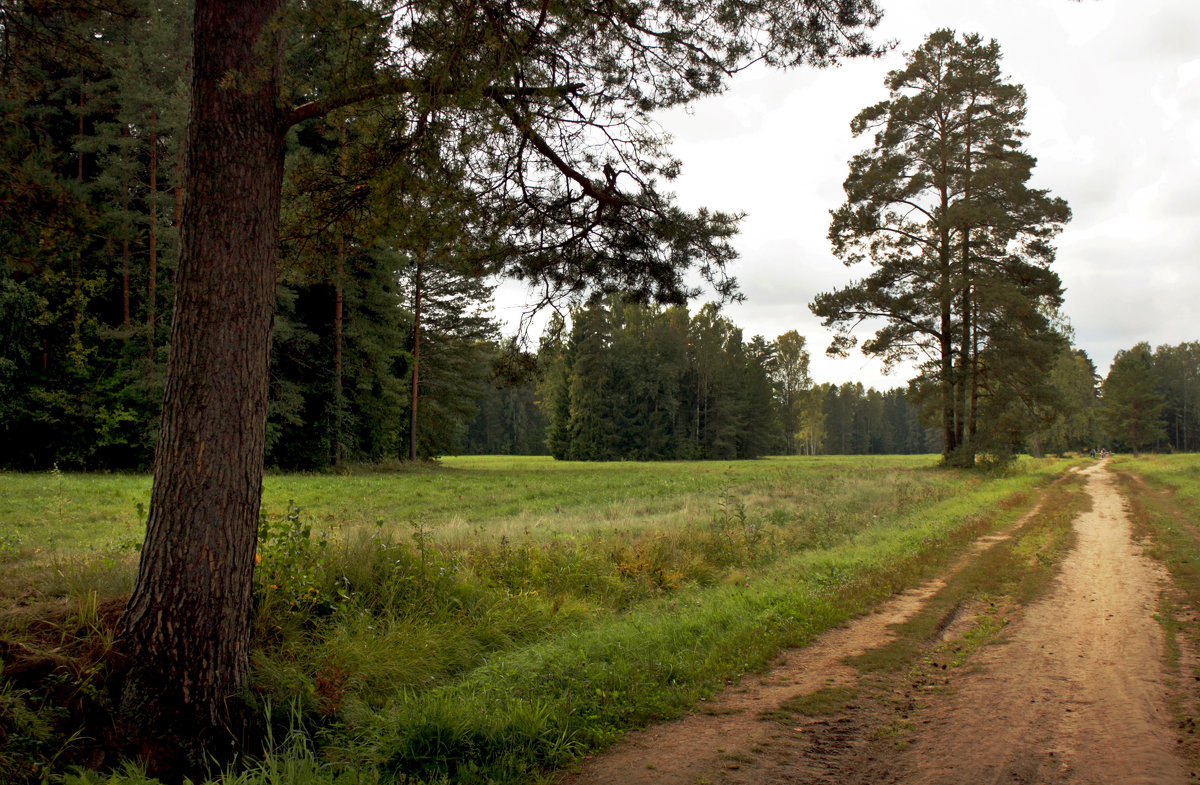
[
  {"left": 1111, "top": 454, "right": 1200, "bottom": 764},
  {"left": 765, "top": 685, "right": 859, "bottom": 721},
  {"left": 1112, "top": 455, "right": 1200, "bottom": 641}
]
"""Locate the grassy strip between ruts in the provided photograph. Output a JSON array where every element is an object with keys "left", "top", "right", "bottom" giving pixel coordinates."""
[
  {"left": 1110, "top": 454, "right": 1200, "bottom": 655},
  {"left": 845, "top": 466, "right": 1087, "bottom": 676},
  {"left": 1109, "top": 454, "right": 1200, "bottom": 764},
  {"left": 0, "top": 458, "right": 1074, "bottom": 785},
  {"left": 781, "top": 467, "right": 1090, "bottom": 756},
  {"left": 752, "top": 468, "right": 1087, "bottom": 752}
]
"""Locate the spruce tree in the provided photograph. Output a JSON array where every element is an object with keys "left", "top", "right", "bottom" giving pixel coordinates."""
[
  {"left": 741, "top": 335, "right": 780, "bottom": 457},
  {"left": 688, "top": 304, "right": 744, "bottom": 459},
  {"left": 0, "top": 0, "right": 113, "bottom": 467},
  {"left": 463, "top": 344, "right": 548, "bottom": 456},
  {"left": 564, "top": 301, "right": 616, "bottom": 460},
  {"left": 1038, "top": 347, "right": 1098, "bottom": 455},
  {"left": 772, "top": 330, "right": 812, "bottom": 454},
  {"left": 539, "top": 312, "right": 574, "bottom": 460},
  {"left": 1151, "top": 342, "right": 1200, "bottom": 452},
  {"left": 399, "top": 257, "right": 498, "bottom": 459},
  {"left": 1101, "top": 343, "right": 1167, "bottom": 454}
]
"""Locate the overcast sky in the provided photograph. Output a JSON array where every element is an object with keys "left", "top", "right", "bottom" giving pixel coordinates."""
[{"left": 498, "top": 0, "right": 1200, "bottom": 389}]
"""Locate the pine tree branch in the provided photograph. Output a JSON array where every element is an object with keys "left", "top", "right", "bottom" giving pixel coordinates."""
[
  {"left": 287, "top": 78, "right": 585, "bottom": 129},
  {"left": 489, "top": 91, "right": 620, "bottom": 207}
]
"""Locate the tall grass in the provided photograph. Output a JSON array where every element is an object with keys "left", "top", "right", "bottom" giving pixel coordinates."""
[
  {"left": 0, "top": 455, "right": 1075, "bottom": 784},
  {"left": 1, "top": 456, "right": 946, "bottom": 556},
  {"left": 1112, "top": 453, "right": 1200, "bottom": 506}
]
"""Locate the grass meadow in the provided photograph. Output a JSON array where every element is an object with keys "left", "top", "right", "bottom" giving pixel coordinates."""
[
  {"left": 0, "top": 455, "right": 1080, "bottom": 784},
  {"left": 1113, "top": 453, "right": 1200, "bottom": 510}
]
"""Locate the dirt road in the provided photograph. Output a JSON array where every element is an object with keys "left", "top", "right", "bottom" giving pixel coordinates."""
[{"left": 557, "top": 463, "right": 1192, "bottom": 784}]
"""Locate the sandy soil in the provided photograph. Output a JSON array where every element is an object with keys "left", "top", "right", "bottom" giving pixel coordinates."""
[{"left": 556, "top": 463, "right": 1191, "bottom": 785}]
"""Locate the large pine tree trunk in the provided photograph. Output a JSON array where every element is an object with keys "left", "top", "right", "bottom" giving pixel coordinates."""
[
  {"left": 333, "top": 239, "right": 344, "bottom": 467},
  {"left": 969, "top": 298, "right": 980, "bottom": 443},
  {"left": 408, "top": 258, "right": 422, "bottom": 461},
  {"left": 117, "top": 0, "right": 286, "bottom": 752},
  {"left": 955, "top": 230, "right": 974, "bottom": 464},
  {"left": 147, "top": 129, "right": 159, "bottom": 359},
  {"left": 938, "top": 220, "right": 956, "bottom": 460}
]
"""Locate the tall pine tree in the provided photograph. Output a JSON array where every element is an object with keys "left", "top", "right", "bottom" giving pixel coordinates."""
[{"left": 812, "top": 30, "right": 1069, "bottom": 466}]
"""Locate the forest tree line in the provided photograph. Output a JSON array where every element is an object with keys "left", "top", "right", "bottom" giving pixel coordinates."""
[
  {"left": 1, "top": 3, "right": 1196, "bottom": 470},
  {"left": 469, "top": 296, "right": 939, "bottom": 460},
  {"left": 465, "top": 300, "right": 1199, "bottom": 461},
  {"left": 1, "top": 0, "right": 508, "bottom": 470},
  {"left": 0, "top": 0, "right": 935, "bottom": 469}
]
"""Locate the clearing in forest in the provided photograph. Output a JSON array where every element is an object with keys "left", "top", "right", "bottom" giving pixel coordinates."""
[{"left": 2, "top": 455, "right": 1072, "bottom": 783}]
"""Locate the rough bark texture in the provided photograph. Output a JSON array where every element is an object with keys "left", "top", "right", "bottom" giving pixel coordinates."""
[
  {"left": 147, "top": 128, "right": 159, "bottom": 357},
  {"left": 970, "top": 298, "right": 980, "bottom": 443},
  {"left": 409, "top": 258, "right": 422, "bottom": 462},
  {"left": 116, "top": 0, "right": 286, "bottom": 754},
  {"left": 121, "top": 237, "right": 131, "bottom": 329},
  {"left": 956, "top": 231, "right": 972, "bottom": 461},
  {"left": 938, "top": 204, "right": 956, "bottom": 459},
  {"left": 333, "top": 242, "right": 344, "bottom": 467}
]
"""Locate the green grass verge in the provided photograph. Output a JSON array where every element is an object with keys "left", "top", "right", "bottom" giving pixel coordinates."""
[
  {"left": 1110, "top": 455, "right": 1200, "bottom": 663},
  {"left": 1110, "top": 455, "right": 1200, "bottom": 611},
  {"left": 1108, "top": 454, "right": 1200, "bottom": 770}
]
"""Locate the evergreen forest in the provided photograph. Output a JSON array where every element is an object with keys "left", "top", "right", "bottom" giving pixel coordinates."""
[{"left": 1, "top": 5, "right": 1197, "bottom": 472}]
